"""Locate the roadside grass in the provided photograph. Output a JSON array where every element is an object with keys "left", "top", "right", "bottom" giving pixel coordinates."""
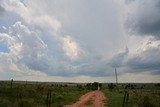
[
  {"left": 0, "top": 81, "right": 89, "bottom": 107},
  {"left": 129, "top": 90, "right": 160, "bottom": 107},
  {"left": 103, "top": 89, "right": 160, "bottom": 107},
  {"left": 103, "top": 89, "right": 123, "bottom": 107},
  {"left": 52, "top": 88, "right": 88, "bottom": 106}
]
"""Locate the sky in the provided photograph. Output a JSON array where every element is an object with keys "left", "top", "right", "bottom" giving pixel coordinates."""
[{"left": 0, "top": 0, "right": 160, "bottom": 83}]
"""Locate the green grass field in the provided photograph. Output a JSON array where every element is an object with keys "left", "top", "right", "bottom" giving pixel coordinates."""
[
  {"left": 0, "top": 81, "right": 89, "bottom": 107},
  {"left": 103, "top": 83, "right": 160, "bottom": 107},
  {"left": 0, "top": 81, "right": 160, "bottom": 107}
]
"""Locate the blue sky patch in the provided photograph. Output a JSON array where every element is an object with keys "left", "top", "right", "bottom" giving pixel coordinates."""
[{"left": 0, "top": 42, "right": 10, "bottom": 53}]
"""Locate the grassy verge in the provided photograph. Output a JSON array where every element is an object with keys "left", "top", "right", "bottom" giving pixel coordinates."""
[
  {"left": 0, "top": 81, "right": 89, "bottom": 107},
  {"left": 103, "top": 89, "right": 160, "bottom": 107},
  {"left": 52, "top": 88, "right": 88, "bottom": 106},
  {"left": 103, "top": 89, "right": 123, "bottom": 107}
]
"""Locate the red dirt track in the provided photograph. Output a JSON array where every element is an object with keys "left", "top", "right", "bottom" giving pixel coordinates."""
[{"left": 64, "top": 90, "right": 107, "bottom": 107}]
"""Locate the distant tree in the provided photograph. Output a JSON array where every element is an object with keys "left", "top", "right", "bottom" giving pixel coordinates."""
[
  {"left": 77, "top": 84, "right": 83, "bottom": 90},
  {"left": 86, "top": 82, "right": 102, "bottom": 90},
  {"left": 64, "top": 84, "right": 68, "bottom": 87},
  {"left": 92, "top": 82, "right": 99, "bottom": 90},
  {"left": 99, "top": 83, "right": 102, "bottom": 89},
  {"left": 108, "top": 83, "right": 115, "bottom": 91},
  {"left": 155, "top": 83, "right": 160, "bottom": 87}
]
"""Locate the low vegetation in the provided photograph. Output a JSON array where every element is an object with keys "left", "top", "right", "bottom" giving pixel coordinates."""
[
  {"left": 103, "top": 83, "right": 160, "bottom": 107},
  {"left": 0, "top": 80, "right": 159, "bottom": 107},
  {"left": 0, "top": 81, "right": 89, "bottom": 107}
]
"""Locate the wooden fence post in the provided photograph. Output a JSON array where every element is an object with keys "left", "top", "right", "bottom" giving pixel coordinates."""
[
  {"left": 126, "top": 92, "right": 129, "bottom": 107},
  {"left": 46, "top": 89, "right": 52, "bottom": 107},
  {"left": 122, "top": 91, "right": 127, "bottom": 107},
  {"left": 122, "top": 91, "right": 129, "bottom": 107}
]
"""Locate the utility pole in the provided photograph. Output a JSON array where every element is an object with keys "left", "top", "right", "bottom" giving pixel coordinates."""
[
  {"left": 115, "top": 68, "right": 118, "bottom": 84},
  {"left": 10, "top": 79, "right": 13, "bottom": 89}
]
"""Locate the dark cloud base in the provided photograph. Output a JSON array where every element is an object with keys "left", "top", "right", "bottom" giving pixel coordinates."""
[{"left": 125, "top": 0, "right": 160, "bottom": 39}]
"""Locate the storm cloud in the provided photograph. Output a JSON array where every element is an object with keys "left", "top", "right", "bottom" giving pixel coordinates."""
[
  {"left": 114, "top": 0, "right": 160, "bottom": 75},
  {"left": 0, "top": 0, "right": 117, "bottom": 77},
  {"left": 125, "top": 0, "right": 160, "bottom": 39},
  {"left": 127, "top": 43, "right": 160, "bottom": 74},
  {"left": 109, "top": 47, "right": 129, "bottom": 68},
  {"left": 0, "top": 0, "right": 159, "bottom": 82},
  {"left": 0, "top": 5, "right": 5, "bottom": 16}
]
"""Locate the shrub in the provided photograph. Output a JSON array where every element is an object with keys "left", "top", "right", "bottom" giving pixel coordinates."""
[
  {"left": 108, "top": 83, "right": 116, "bottom": 91},
  {"left": 56, "top": 94, "right": 64, "bottom": 100}
]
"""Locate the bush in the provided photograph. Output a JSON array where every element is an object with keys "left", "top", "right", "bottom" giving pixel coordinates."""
[
  {"left": 108, "top": 83, "right": 116, "bottom": 91},
  {"left": 86, "top": 82, "right": 102, "bottom": 90},
  {"left": 56, "top": 94, "right": 64, "bottom": 100}
]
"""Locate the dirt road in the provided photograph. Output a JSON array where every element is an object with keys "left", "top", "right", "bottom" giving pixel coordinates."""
[{"left": 64, "top": 90, "right": 107, "bottom": 107}]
